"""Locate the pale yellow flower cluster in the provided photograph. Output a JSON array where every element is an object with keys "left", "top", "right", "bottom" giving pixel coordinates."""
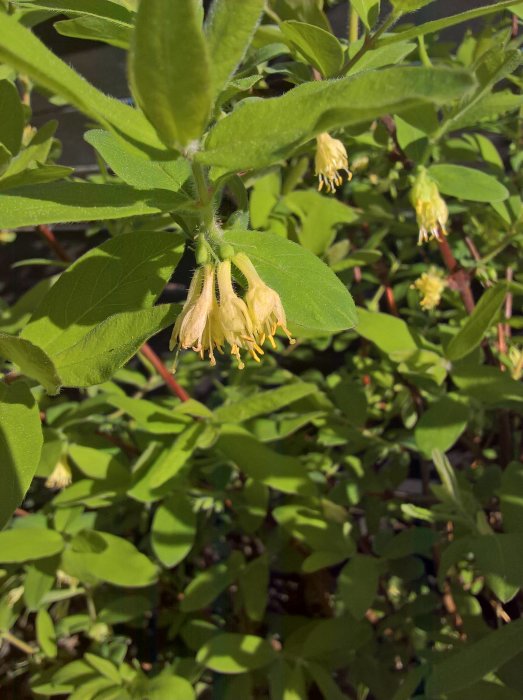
[
  {"left": 412, "top": 268, "right": 446, "bottom": 311},
  {"left": 410, "top": 169, "right": 449, "bottom": 246},
  {"left": 45, "top": 455, "right": 72, "bottom": 489},
  {"left": 315, "top": 132, "right": 352, "bottom": 193},
  {"left": 170, "top": 254, "right": 294, "bottom": 369}
]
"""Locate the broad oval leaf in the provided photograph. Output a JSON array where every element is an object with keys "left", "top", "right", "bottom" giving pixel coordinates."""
[
  {"left": 151, "top": 493, "right": 196, "bottom": 568},
  {"left": 280, "top": 21, "right": 344, "bottom": 78},
  {"left": 428, "top": 164, "right": 509, "bottom": 202},
  {"left": 224, "top": 230, "right": 357, "bottom": 336},
  {"left": 21, "top": 231, "right": 184, "bottom": 356},
  {"left": 0, "top": 528, "right": 63, "bottom": 562},
  {"left": 0, "top": 334, "right": 61, "bottom": 395},
  {"left": 198, "top": 66, "right": 475, "bottom": 171},
  {"left": 0, "top": 381, "right": 43, "bottom": 529},
  {"left": 130, "top": 0, "right": 212, "bottom": 147},
  {"left": 415, "top": 395, "right": 469, "bottom": 457},
  {"left": 205, "top": 0, "right": 265, "bottom": 97},
  {"left": 196, "top": 633, "right": 277, "bottom": 673},
  {"left": 447, "top": 284, "right": 507, "bottom": 361}
]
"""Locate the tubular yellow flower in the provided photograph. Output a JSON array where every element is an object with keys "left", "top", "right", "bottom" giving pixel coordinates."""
[
  {"left": 217, "top": 260, "right": 263, "bottom": 369},
  {"left": 410, "top": 169, "right": 449, "bottom": 246},
  {"left": 315, "top": 132, "right": 352, "bottom": 193},
  {"left": 170, "top": 265, "right": 224, "bottom": 365},
  {"left": 412, "top": 268, "right": 446, "bottom": 311},
  {"left": 45, "top": 455, "right": 72, "bottom": 489},
  {"left": 233, "top": 252, "right": 295, "bottom": 349}
]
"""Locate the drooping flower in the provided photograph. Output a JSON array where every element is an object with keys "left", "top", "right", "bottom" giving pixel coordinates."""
[
  {"left": 410, "top": 168, "right": 449, "bottom": 246},
  {"left": 315, "top": 132, "right": 352, "bottom": 193},
  {"left": 170, "top": 264, "right": 224, "bottom": 366},
  {"left": 233, "top": 252, "right": 295, "bottom": 349},
  {"left": 412, "top": 268, "right": 446, "bottom": 311},
  {"left": 45, "top": 455, "right": 72, "bottom": 489},
  {"left": 216, "top": 259, "right": 264, "bottom": 369}
]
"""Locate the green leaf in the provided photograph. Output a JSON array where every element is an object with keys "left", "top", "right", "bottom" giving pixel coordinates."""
[
  {"left": 151, "top": 493, "right": 196, "bottom": 568},
  {"left": 55, "top": 17, "right": 132, "bottom": 50},
  {"left": 22, "top": 231, "right": 183, "bottom": 355},
  {"left": 0, "top": 182, "right": 184, "bottom": 229},
  {"left": 0, "top": 528, "right": 63, "bottom": 562},
  {"left": 180, "top": 551, "right": 244, "bottom": 613},
  {"left": 349, "top": 0, "right": 380, "bottom": 30},
  {"left": 426, "top": 618, "right": 523, "bottom": 698},
  {"left": 452, "top": 364, "right": 523, "bottom": 410},
  {"left": 196, "top": 633, "right": 276, "bottom": 673},
  {"left": 356, "top": 307, "right": 418, "bottom": 360},
  {"left": 391, "top": 0, "right": 435, "bottom": 11},
  {"left": 0, "top": 381, "right": 43, "bottom": 529},
  {"left": 0, "top": 165, "right": 74, "bottom": 192},
  {"left": 0, "top": 13, "right": 165, "bottom": 154},
  {"left": 447, "top": 284, "right": 507, "bottom": 362},
  {"left": 198, "top": 66, "right": 475, "bottom": 171},
  {"left": 224, "top": 231, "right": 357, "bottom": 336},
  {"left": 414, "top": 395, "right": 469, "bottom": 457},
  {"left": 214, "top": 382, "right": 318, "bottom": 423},
  {"left": 284, "top": 190, "right": 358, "bottom": 255},
  {"left": 15, "top": 0, "right": 134, "bottom": 23},
  {"left": 62, "top": 530, "right": 158, "bottom": 587},
  {"left": 428, "top": 164, "right": 509, "bottom": 203},
  {"left": 205, "top": 0, "right": 265, "bottom": 97},
  {"left": 499, "top": 462, "right": 523, "bottom": 534},
  {"left": 130, "top": 0, "right": 212, "bottom": 147},
  {"left": 337, "top": 555, "right": 380, "bottom": 620},
  {"left": 239, "top": 554, "right": 269, "bottom": 622},
  {"left": 0, "top": 79, "right": 24, "bottom": 156},
  {"left": 379, "top": 1, "right": 522, "bottom": 46},
  {"left": 439, "top": 534, "right": 523, "bottom": 604},
  {"left": 53, "top": 304, "right": 179, "bottom": 388},
  {"left": 217, "top": 425, "right": 317, "bottom": 496},
  {"left": 145, "top": 675, "right": 195, "bottom": 700},
  {"left": 307, "top": 661, "right": 349, "bottom": 700},
  {"left": 0, "top": 333, "right": 61, "bottom": 394},
  {"left": 36, "top": 608, "right": 57, "bottom": 658},
  {"left": 85, "top": 130, "right": 191, "bottom": 191},
  {"left": 280, "top": 21, "right": 344, "bottom": 78}
]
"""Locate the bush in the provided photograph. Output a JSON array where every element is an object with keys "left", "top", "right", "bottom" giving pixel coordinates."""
[{"left": 0, "top": 1, "right": 522, "bottom": 698}]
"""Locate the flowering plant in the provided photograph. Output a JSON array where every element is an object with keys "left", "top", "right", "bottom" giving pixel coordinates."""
[{"left": 0, "top": 0, "right": 522, "bottom": 698}]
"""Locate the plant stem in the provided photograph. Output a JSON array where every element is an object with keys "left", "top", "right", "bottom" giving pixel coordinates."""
[
  {"left": 191, "top": 160, "right": 220, "bottom": 243},
  {"left": 140, "top": 343, "right": 190, "bottom": 402},
  {"left": 2, "top": 632, "right": 36, "bottom": 655},
  {"left": 349, "top": 3, "right": 359, "bottom": 43},
  {"left": 339, "top": 10, "right": 400, "bottom": 75}
]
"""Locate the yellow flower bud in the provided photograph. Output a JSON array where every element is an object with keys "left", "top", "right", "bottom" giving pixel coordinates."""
[
  {"left": 233, "top": 253, "right": 295, "bottom": 349},
  {"left": 315, "top": 132, "right": 352, "bottom": 194},
  {"left": 217, "top": 260, "right": 263, "bottom": 369},
  {"left": 411, "top": 268, "right": 446, "bottom": 311},
  {"left": 45, "top": 455, "right": 72, "bottom": 489},
  {"left": 170, "top": 265, "right": 224, "bottom": 367},
  {"left": 410, "top": 169, "right": 449, "bottom": 246}
]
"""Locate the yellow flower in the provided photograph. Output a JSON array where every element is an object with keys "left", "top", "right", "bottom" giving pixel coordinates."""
[
  {"left": 217, "top": 260, "right": 264, "bottom": 369},
  {"left": 45, "top": 455, "right": 72, "bottom": 489},
  {"left": 233, "top": 252, "right": 295, "bottom": 349},
  {"left": 410, "top": 169, "right": 449, "bottom": 246},
  {"left": 170, "top": 265, "right": 224, "bottom": 366},
  {"left": 315, "top": 132, "right": 352, "bottom": 193},
  {"left": 412, "top": 268, "right": 446, "bottom": 311}
]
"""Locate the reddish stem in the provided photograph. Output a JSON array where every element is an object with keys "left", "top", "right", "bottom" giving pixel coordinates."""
[
  {"left": 438, "top": 238, "right": 475, "bottom": 314},
  {"left": 38, "top": 225, "right": 72, "bottom": 263},
  {"left": 140, "top": 343, "right": 190, "bottom": 402}
]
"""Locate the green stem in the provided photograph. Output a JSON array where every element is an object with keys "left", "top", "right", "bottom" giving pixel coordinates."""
[
  {"left": 349, "top": 4, "right": 359, "bottom": 43},
  {"left": 2, "top": 631, "right": 36, "bottom": 655},
  {"left": 191, "top": 161, "right": 221, "bottom": 245},
  {"left": 417, "top": 35, "right": 432, "bottom": 67},
  {"left": 339, "top": 10, "right": 401, "bottom": 75}
]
